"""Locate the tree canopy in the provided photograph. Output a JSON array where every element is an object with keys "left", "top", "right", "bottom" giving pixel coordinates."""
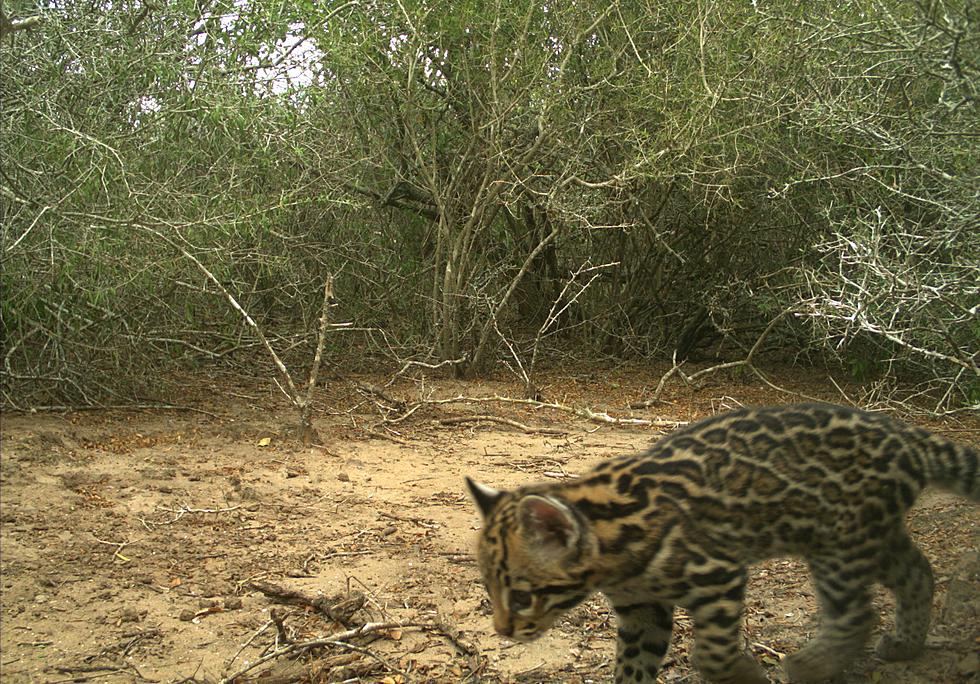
[{"left": 1, "top": 0, "right": 977, "bottom": 411}]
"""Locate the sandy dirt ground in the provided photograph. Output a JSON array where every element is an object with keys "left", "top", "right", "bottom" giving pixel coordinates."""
[{"left": 1, "top": 366, "right": 977, "bottom": 684}]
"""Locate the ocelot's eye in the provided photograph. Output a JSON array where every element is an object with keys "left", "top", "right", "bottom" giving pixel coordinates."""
[{"left": 509, "top": 589, "right": 533, "bottom": 611}]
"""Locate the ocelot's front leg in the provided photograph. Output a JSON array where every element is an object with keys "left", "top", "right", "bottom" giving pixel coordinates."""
[
  {"left": 608, "top": 598, "right": 674, "bottom": 683},
  {"left": 687, "top": 570, "right": 769, "bottom": 684}
]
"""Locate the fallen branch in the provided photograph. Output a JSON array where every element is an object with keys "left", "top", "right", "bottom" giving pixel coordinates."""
[
  {"left": 423, "top": 394, "right": 687, "bottom": 428},
  {"left": 249, "top": 581, "right": 366, "bottom": 626},
  {"left": 436, "top": 414, "right": 567, "bottom": 435},
  {"left": 47, "top": 671, "right": 129, "bottom": 684},
  {"left": 12, "top": 403, "right": 221, "bottom": 418}
]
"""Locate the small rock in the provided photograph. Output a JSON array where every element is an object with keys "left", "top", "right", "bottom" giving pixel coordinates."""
[
  {"left": 941, "top": 578, "right": 979, "bottom": 624},
  {"left": 34, "top": 593, "right": 49, "bottom": 604},
  {"left": 381, "top": 525, "right": 397, "bottom": 537},
  {"left": 119, "top": 607, "right": 143, "bottom": 622},
  {"left": 200, "top": 582, "right": 230, "bottom": 598},
  {"left": 337, "top": 472, "right": 350, "bottom": 482},
  {"left": 178, "top": 609, "right": 195, "bottom": 622},
  {"left": 957, "top": 652, "right": 979, "bottom": 676},
  {"left": 139, "top": 467, "right": 176, "bottom": 480},
  {"left": 224, "top": 597, "right": 243, "bottom": 610}
]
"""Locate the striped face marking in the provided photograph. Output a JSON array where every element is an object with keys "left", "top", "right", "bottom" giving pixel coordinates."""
[{"left": 467, "top": 478, "right": 591, "bottom": 641}]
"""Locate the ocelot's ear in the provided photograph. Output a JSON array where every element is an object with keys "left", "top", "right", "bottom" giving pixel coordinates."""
[
  {"left": 517, "top": 495, "right": 579, "bottom": 552},
  {"left": 466, "top": 477, "right": 505, "bottom": 518}
]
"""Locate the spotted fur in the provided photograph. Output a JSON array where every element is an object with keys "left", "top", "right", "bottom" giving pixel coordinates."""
[{"left": 466, "top": 403, "right": 979, "bottom": 684}]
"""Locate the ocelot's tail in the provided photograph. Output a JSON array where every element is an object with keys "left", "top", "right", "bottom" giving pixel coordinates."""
[{"left": 919, "top": 433, "right": 980, "bottom": 501}]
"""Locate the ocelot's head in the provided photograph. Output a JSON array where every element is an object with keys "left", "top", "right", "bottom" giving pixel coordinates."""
[{"left": 465, "top": 477, "right": 596, "bottom": 642}]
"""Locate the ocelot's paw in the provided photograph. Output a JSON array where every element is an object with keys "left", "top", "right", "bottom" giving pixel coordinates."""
[
  {"left": 782, "top": 646, "right": 847, "bottom": 684},
  {"left": 707, "top": 653, "right": 770, "bottom": 684},
  {"left": 874, "top": 633, "right": 924, "bottom": 662}
]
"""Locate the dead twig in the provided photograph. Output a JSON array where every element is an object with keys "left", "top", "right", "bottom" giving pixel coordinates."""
[
  {"left": 46, "top": 671, "right": 129, "bottom": 684},
  {"left": 644, "top": 309, "right": 828, "bottom": 406},
  {"left": 428, "top": 621, "right": 478, "bottom": 657},
  {"left": 356, "top": 382, "right": 406, "bottom": 411},
  {"left": 298, "top": 277, "right": 336, "bottom": 444},
  {"left": 378, "top": 401, "right": 424, "bottom": 425},
  {"left": 360, "top": 425, "right": 410, "bottom": 445},
  {"left": 436, "top": 551, "right": 475, "bottom": 564},
  {"left": 100, "top": 629, "right": 161, "bottom": 659},
  {"left": 316, "top": 640, "right": 408, "bottom": 681},
  {"left": 750, "top": 642, "right": 786, "bottom": 659},
  {"left": 218, "top": 621, "right": 430, "bottom": 684},
  {"left": 630, "top": 354, "right": 685, "bottom": 408},
  {"left": 378, "top": 510, "right": 440, "bottom": 529},
  {"left": 92, "top": 534, "right": 137, "bottom": 562},
  {"left": 49, "top": 662, "right": 156, "bottom": 682},
  {"left": 225, "top": 620, "right": 273, "bottom": 671},
  {"left": 321, "top": 550, "right": 373, "bottom": 560},
  {"left": 142, "top": 503, "right": 241, "bottom": 527},
  {"left": 270, "top": 609, "right": 293, "bottom": 646},
  {"left": 389, "top": 356, "right": 468, "bottom": 383},
  {"left": 53, "top": 665, "right": 125, "bottom": 674},
  {"left": 141, "top": 225, "right": 334, "bottom": 444}
]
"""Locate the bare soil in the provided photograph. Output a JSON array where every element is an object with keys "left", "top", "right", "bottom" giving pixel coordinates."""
[{"left": 1, "top": 366, "right": 977, "bottom": 684}]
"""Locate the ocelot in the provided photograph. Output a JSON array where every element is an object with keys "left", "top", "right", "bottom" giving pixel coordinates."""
[{"left": 466, "top": 403, "right": 979, "bottom": 684}]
